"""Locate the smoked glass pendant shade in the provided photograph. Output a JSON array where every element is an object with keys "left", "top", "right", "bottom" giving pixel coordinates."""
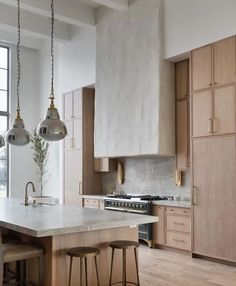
[
  {"left": 6, "top": 113, "right": 30, "bottom": 146},
  {"left": 37, "top": 102, "right": 67, "bottom": 141},
  {"left": 0, "top": 134, "right": 5, "bottom": 148}
]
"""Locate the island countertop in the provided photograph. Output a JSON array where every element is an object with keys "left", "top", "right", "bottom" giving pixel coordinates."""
[{"left": 0, "top": 198, "right": 158, "bottom": 238}]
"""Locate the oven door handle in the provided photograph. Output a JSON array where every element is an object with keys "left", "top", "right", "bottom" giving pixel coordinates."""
[{"left": 105, "top": 207, "right": 147, "bottom": 214}]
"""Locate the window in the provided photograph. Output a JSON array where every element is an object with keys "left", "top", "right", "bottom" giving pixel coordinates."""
[{"left": 0, "top": 46, "right": 9, "bottom": 197}]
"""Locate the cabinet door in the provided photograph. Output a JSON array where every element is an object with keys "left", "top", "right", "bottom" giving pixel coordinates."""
[
  {"left": 73, "top": 89, "right": 82, "bottom": 119},
  {"left": 176, "top": 100, "right": 188, "bottom": 170},
  {"left": 175, "top": 60, "right": 189, "bottom": 100},
  {"left": 192, "top": 45, "right": 212, "bottom": 91},
  {"left": 213, "top": 36, "right": 236, "bottom": 86},
  {"left": 64, "top": 92, "right": 73, "bottom": 121},
  {"left": 153, "top": 206, "right": 165, "bottom": 245},
  {"left": 64, "top": 120, "right": 73, "bottom": 150},
  {"left": 192, "top": 90, "right": 212, "bottom": 137},
  {"left": 192, "top": 136, "right": 236, "bottom": 261},
  {"left": 213, "top": 85, "right": 236, "bottom": 135},
  {"left": 64, "top": 149, "right": 83, "bottom": 204},
  {"left": 74, "top": 118, "right": 82, "bottom": 149}
]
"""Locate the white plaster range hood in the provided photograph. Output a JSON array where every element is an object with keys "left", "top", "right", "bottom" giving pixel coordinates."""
[{"left": 95, "top": 0, "right": 175, "bottom": 158}]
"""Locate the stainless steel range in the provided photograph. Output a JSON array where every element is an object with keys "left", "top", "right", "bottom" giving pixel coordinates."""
[{"left": 104, "top": 194, "right": 173, "bottom": 247}]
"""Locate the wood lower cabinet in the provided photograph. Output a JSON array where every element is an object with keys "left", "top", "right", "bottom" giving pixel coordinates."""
[
  {"left": 83, "top": 198, "right": 104, "bottom": 210},
  {"left": 153, "top": 205, "right": 191, "bottom": 251},
  {"left": 63, "top": 88, "right": 102, "bottom": 205},
  {"left": 192, "top": 136, "right": 236, "bottom": 261}
]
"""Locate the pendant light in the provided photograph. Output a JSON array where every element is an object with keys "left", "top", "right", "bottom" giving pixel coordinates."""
[
  {"left": 6, "top": 0, "right": 30, "bottom": 146},
  {"left": 37, "top": 0, "right": 67, "bottom": 141},
  {"left": 0, "top": 135, "right": 4, "bottom": 148}
]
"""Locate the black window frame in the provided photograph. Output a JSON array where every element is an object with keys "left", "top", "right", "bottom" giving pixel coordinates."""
[{"left": 0, "top": 45, "right": 9, "bottom": 197}]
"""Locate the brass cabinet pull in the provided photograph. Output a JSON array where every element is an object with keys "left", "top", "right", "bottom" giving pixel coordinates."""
[
  {"left": 173, "top": 239, "right": 185, "bottom": 243},
  {"left": 192, "top": 186, "right": 198, "bottom": 206},
  {"left": 208, "top": 118, "right": 213, "bottom": 134},
  {"left": 213, "top": 118, "right": 218, "bottom": 133},
  {"left": 173, "top": 222, "right": 185, "bottom": 226},
  {"left": 79, "top": 182, "right": 82, "bottom": 195}
]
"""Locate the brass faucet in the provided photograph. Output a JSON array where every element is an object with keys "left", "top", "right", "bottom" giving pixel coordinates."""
[{"left": 25, "top": 182, "right": 36, "bottom": 206}]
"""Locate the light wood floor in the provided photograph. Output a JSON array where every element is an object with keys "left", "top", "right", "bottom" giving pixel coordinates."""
[{"left": 139, "top": 246, "right": 236, "bottom": 286}]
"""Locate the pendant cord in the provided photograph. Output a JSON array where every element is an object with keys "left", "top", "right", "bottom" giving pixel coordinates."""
[
  {"left": 50, "top": 0, "right": 54, "bottom": 106},
  {"left": 17, "top": 0, "right": 21, "bottom": 117}
]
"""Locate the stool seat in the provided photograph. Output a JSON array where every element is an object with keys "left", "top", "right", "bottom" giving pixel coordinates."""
[
  {"left": 109, "top": 240, "right": 139, "bottom": 250},
  {"left": 3, "top": 243, "right": 44, "bottom": 263},
  {"left": 67, "top": 247, "right": 100, "bottom": 258}
]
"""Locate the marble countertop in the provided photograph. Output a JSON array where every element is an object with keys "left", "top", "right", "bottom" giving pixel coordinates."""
[
  {"left": 0, "top": 198, "right": 158, "bottom": 238},
  {"left": 152, "top": 200, "right": 191, "bottom": 208}
]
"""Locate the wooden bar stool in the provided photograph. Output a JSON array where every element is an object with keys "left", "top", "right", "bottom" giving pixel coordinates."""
[
  {"left": 109, "top": 240, "right": 140, "bottom": 286},
  {"left": 67, "top": 246, "right": 100, "bottom": 286},
  {"left": 0, "top": 230, "right": 44, "bottom": 286}
]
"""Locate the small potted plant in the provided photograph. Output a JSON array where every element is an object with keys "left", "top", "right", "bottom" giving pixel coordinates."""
[{"left": 30, "top": 129, "right": 51, "bottom": 203}]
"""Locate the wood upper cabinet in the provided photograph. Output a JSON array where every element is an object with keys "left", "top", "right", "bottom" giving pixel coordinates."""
[
  {"left": 213, "top": 85, "right": 236, "bottom": 135},
  {"left": 192, "top": 36, "right": 236, "bottom": 91},
  {"left": 192, "top": 136, "right": 236, "bottom": 261},
  {"left": 63, "top": 88, "right": 102, "bottom": 204},
  {"left": 176, "top": 60, "right": 189, "bottom": 100},
  {"left": 192, "top": 45, "right": 212, "bottom": 91},
  {"left": 176, "top": 100, "right": 188, "bottom": 170},
  {"left": 153, "top": 205, "right": 165, "bottom": 245},
  {"left": 213, "top": 36, "right": 236, "bottom": 86},
  {"left": 192, "top": 90, "right": 212, "bottom": 137}
]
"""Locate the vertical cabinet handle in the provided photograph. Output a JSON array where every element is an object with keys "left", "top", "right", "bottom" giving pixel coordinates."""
[
  {"left": 208, "top": 118, "right": 213, "bottom": 134},
  {"left": 213, "top": 118, "right": 218, "bottom": 134},
  {"left": 79, "top": 182, "right": 82, "bottom": 195},
  {"left": 192, "top": 186, "right": 198, "bottom": 206},
  {"left": 70, "top": 138, "right": 75, "bottom": 149},
  {"left": 185, "top": 154, "right": 188, "bottom": 167}
]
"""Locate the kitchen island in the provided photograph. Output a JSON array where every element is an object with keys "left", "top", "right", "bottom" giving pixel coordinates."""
[{"left": 0, "top": 198, "right": 157, "bottom": 286}]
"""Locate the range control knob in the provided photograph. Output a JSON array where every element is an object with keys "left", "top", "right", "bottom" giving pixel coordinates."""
[{"left": 128, "top": 203, "right": 132, "bottom": 208}]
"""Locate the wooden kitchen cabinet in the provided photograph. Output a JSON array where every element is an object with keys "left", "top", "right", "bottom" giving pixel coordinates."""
[
  {"left": 63, "top": 88, "right": 102, "bottom": 205},
  {"left": 192, "top": 136, "right": 236, "bottom": 261},
  {"left": 153, "top": 205, "right": 165, "bottom": 245},
  {"left": 192, "top": 36, "right": 236, "bottom": 91},
  {"left": 94, "top": 158, "right": 117, "bottom": 172},
  {"left": 192, "top": 45, "right": 212, "bottom": 91},
  {"left": 192, "top": 90, "right": 212, "bottom": 137},
  {"left": 213, "top": 85, "right": 236, "bottom": 135},
  {"left": 175, "top": 60, "right": 190, "bottom": 170},
  {"left": 213, "top": 36, "right": 236, "bottom": 86},
  {"left": 83, "top": 198, "right": 104, "bottom": 210}
]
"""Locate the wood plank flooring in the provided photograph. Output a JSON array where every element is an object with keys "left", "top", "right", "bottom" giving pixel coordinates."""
[{"left": 139, "top": 246, "right": 236, "bottom": 286}]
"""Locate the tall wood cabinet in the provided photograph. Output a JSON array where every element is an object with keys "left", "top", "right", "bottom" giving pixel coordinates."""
[
  {"left": 63, "top": 88, "right": 101, "bottom": 205},
  {"left": 191, "top": 35, "right": 236, "bottom": 262},
  {"left": 175, "top": 60, "right": 189, "bottom": 170}
]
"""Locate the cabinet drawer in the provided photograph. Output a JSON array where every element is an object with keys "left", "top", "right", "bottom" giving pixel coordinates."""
[
  {"left": 166, "top": 231, "right": 191, "bottom": 250},
  {"left": 167, "top": 215, "right": 191, "bottom": 233},
  {"left": 84, "top": 199, "right": 99, "bottom": 209},
  {"left": 166, "top": 207, "right": 190, "bottom": 216}
]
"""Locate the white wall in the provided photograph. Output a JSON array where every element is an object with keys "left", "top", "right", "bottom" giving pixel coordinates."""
[
  {"left": 164, "top": 0, "right": 236, "bottom": 59},
  {"left": 38, "top": 27, "right": 96, "bottom": 202},
  {"left": 9, "top": 46, "right": 40, "bottom": 198}
]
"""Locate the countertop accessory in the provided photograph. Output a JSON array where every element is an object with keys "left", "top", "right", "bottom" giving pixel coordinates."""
[
  {"left": 6, "top": 0, "right": 30, "bottom": 146},
  {"left": 24, "top": 181, "right": 36, "bottom": 206},
  {"left": 37, "top": 0, "right": 67, "bottom": 141}
]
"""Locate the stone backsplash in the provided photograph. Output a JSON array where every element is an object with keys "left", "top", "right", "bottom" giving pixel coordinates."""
[{"left": 102, "top": 157, "right": 191, "bottom": 200}]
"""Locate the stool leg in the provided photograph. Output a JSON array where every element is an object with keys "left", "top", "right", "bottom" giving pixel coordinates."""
[
  {"left": 109, "top": 248, "right": 115, "bottom": 286},
  {"left": 85, "top": 257, "right": 88, "bottom": 286},
  {"left": 94, "top": 256, "right": 100, "bottom": 286},
  {"left": 80, "top": 258, "right": 83, "bottom": 286},
  {"left": 68, "top": 256, "right": 73, "bottom": 286},
  {"left": 134, "top": 248, "right": 140, "bottom": 286},
  {"left": 122, "top": 249, "right": 126, "bottom": 286}
]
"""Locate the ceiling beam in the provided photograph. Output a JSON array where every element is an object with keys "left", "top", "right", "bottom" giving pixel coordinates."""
[
  {"left": 92, "top": 0, "right": 128, "bottom": 11},
  {"left": 0, "top": 3, "right": 70, "bottom": 42},
  {"left": 0, "top": 0, "right": 95, "bottom": 29}
]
